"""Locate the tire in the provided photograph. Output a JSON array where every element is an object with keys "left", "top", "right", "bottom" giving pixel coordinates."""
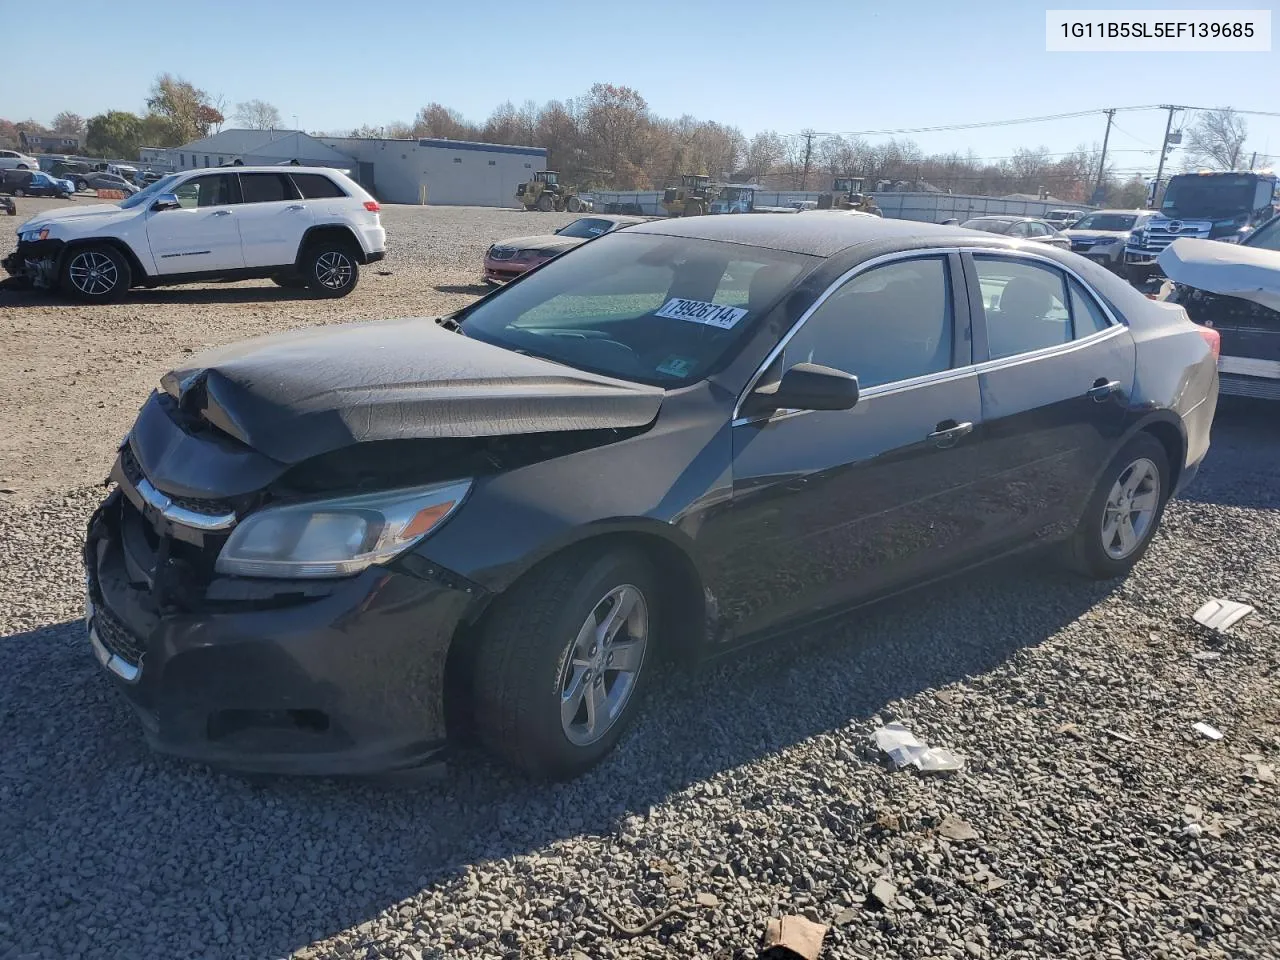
[
  {"left": 76, "top": 179, "right": 88, "bottom": 193},
  {"left": 1063, "top": 432, "right": 1170, "bottom": 580},
  {"left": 60, "top": 244, "right": 131, "bottom": 303},
  {"left": 12, "top": 189, "right": 23, "bottom": 198},
  {"left": 536, "top": 193, "right": 555, "bottom": 212},
  {"left": 566, "top": 196, "right": 583, "bottom": 213},
  {"left": 16, "top": 164, "right": 27, "bottom": 170},
  {"left": 683, "top": 201, "right": 704, "bottom": 217},
  {"left": 301, "top": 242, "right": 360, "bottom": 298},
  {"left": 271, "top": 274, "right": 307, "bottom": 289},
  {"left": 473, "top": 546, "right": 659, "bottom": 780}
]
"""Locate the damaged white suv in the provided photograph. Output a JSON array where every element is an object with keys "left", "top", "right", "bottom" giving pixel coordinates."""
[{"left": 2, "top": 166, "right": 386, "bottom": 302}]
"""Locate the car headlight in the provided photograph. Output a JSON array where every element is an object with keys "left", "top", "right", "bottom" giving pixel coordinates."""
[
  {"left": 1218, "top": 234, "right": 1241, "bottom": 244},
  {"left": 20, "top": 228, "right": 49, "bottom": 242},
  {"left": 1094, "top": 236, "right": 1122, "bottom": 245},
  {"left": 214, "top": 479, "right": 472, "bottom": 579},
  {"left": 1129, "top": 231, "right": 1144, "bottom": 246}
]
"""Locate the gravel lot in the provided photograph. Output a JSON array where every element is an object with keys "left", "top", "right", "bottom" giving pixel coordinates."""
[{"left": 2, "top": 201, "right": 1278, "bottom": 960}]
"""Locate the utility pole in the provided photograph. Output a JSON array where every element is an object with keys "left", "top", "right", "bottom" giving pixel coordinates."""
[
  {"left": 1093, "top": 108, "right": 1115, "bottom": 203},
  {"left": 1151, "top": 104, "right": 1179, "bottom": 209},
  {"left": 800, "top": 131, "right": 815, "bottom": 191},
  {"left": 1250, "top": 151, "right": 1257, "bottom": 170}
]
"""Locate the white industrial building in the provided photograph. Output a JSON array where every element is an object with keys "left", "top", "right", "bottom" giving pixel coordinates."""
[{"left": 145, "top": 129, "right": 547, "bottom": 207}]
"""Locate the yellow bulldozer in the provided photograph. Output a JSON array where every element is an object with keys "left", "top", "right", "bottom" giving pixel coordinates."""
[
  {"left": 816, "top": 177, "right": 874, "bottom": 210},
  {"left": 661, "top": 174, "right": 718, "bottom": 217},
  {"left": 516, "top": 171, "right": 587, "bottom": 212}
]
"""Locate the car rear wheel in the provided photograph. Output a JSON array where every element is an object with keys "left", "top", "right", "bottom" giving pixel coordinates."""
[
  {"left": 61, "top": 245, "right": 131, "bottom": 303},
  {"left": 472, "top": 546, "right": 658, "bottom": 779},
  {"left": 302, "top": 243, "right": 359, "bottom": 298},
  {"left": 1064, "top": 432, "right": 1169, "bottom": 579},
  {"left": 12, "top": 189, "right": 23, "bottom": 198}
]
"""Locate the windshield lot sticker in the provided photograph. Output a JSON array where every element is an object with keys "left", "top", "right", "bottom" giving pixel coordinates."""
[
  {"left": 655, "top": 298, "right": 748, "bottom": 329},
  {"left": 657, "top": 355, "right": 696, "bottom": 377}
]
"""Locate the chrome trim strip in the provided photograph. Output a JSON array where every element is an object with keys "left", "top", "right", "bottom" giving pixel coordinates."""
[
  {"left": 732, "top": 244, "right": 1125, "bottom": 422},
  {"left": 88, "top": 622, "right": 141, "bottom": 683},
  {"left": 135, "top": 476, "right": 237, "bottom": 531},
  {"left": 970, "top": 324, "right": 1129, "bottom": 375}
]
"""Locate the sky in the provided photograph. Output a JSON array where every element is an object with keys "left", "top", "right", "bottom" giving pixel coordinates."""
[{"left": 6, "top": 0, "right": 1278, "bottom": 180}]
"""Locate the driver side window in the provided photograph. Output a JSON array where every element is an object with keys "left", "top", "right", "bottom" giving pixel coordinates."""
[{"left": 781, "top": 257, "right": 955, "bottom": 390}]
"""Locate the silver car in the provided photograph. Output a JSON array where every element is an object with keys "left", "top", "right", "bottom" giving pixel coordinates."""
[{"left": 960, "top": 216, "right": 1071, "bottom": 250}]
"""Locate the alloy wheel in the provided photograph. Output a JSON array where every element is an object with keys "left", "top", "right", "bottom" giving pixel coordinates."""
[
  {"left": 314, "top": 251, "right": 353, "bottom": 290},
  {"left": 68, "top": 251, "right": 119, "bottom": 298},
  {"left": 1100, "top": 457, "right": 1160, "bottom": 560},
  {"left": 559, "top": 584, "right": 648, "bottom": 746}
]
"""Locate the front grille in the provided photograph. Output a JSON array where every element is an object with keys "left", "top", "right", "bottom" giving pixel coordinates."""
[
  {"left": 119, "top": 444, "right": 234, "bottom": 518},
  {"left": 489, "top": 247, "right": 516, "bottom": 261},
  {"left": 95, "top": 597, "right": 147, "bottom": 666},
  {"left": 1140, "top": 221, "right": 1213, "bottom": 253}
]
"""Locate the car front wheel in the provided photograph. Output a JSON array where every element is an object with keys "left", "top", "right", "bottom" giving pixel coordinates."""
[
  {"left": 302, "top": 243, "right": 359, "bottom": 298},
  {"left": 61, "top": 245, "right": 131, "bottom": 303},
  {"left": 1064, "top": 432, "right": 1169, "bottom": 579},
  {"left": 473, "top": 547, "right": 658, "bottom": 779}
]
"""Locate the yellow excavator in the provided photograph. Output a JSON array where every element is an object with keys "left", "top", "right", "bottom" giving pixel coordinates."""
[
  {"left": 816, "top": 177, "right": 868, "bottom": 210},
  {"left": 516, "top": 171, "right": 587, "bottom": 212},
  {"left": 661, "top": 174, "right": 718, "bottom": 217}
]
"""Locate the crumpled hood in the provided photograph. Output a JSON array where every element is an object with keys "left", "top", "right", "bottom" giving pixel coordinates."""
[
  {"left": 491, "top": 234, "right": 583, "bottom": 255},
  {"left": 1158, "top": 238, "right": 1280, "bottom": 313},
  {"left": 21, "top": 203, "right": 130, "bottom": 230},
  {"left": 160, "top": 316, "right": 665, "bottom": 464}
]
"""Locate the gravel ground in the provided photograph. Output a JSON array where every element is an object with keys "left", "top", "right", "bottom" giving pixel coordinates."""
[{"left": 2, "top": 203, "right": 1279, "bottom": 960}]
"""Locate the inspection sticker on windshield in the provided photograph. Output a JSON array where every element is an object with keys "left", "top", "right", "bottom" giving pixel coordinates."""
[
  {"left": 656, "top": 355, "right": 696, "bottom": 377},
  {"left": 655, "top": 298, "right": 748, "bottom": 329}
]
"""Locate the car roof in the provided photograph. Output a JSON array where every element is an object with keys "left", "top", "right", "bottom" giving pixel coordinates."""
[
  {"left": 624, "top": 210, "right": 976, "bottom": 257},
  {"left": 178, "top": 165, "right": 347, "bottom": 176}
]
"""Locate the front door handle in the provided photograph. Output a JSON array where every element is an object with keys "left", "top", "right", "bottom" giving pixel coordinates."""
[
  {"left": 1088, "top": 378, "right": 1121, "bottom": 402},
  {"left": 928, "top": 420, "right": 974, "bottom": 448},
  {"left": 286, "top": 204, "right": 305, "bottom": 211},
  {"left": 212, "top": 209, "right": 232, "bottom": 216}
]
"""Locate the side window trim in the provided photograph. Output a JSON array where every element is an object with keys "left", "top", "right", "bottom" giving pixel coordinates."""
[
  {"left": 733, "top": 247, "right": 969, "bottom": 422},
  {"left": 961, "top": 250, "right": 1123, "bottom": 365},
  {"left": 1065, "top": 276, "right": 1116, "bottom": 338}
]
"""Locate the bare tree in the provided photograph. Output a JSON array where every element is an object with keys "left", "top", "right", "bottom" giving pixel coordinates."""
[
  {"left": 1186, "top": 107, "right": 1248, "bottom": 171},
  {"left": 233, "top": 99, "right": 284, "bottom": 130},
  {"left": 51, "top": 111, "right": 86, "bottom": 136}
]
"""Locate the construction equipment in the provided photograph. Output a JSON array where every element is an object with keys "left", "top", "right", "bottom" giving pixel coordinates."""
[
  {"left": 816, "top": 177, "right": 866, "bottom": 209},
  {"left": 516, "top": 171, "right": 586, "bottom": 213},
  {"left": 708, "top": 184, "right": 800, "bottom": 215},
  {"left": 661, "top": 174, "right": 718, "bottom": 217}
]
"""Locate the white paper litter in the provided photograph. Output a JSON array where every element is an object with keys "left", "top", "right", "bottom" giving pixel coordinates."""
[
  {"left": 1193, "top": 598, "right": 1255, "bottom": 633},
  {"left": 1193, "top": 722, "right": 1224, "bottom": 741},
  {"left": 873, "top": 722, "right": 965, "bottom": 772}
]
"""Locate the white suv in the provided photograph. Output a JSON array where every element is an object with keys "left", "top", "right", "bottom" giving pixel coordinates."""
[
  {"left": 2, "top": 166, "right": 386, "bottom": 302},
  {"left": 0, "top": 149, "right": 40, "bottom": 171}
]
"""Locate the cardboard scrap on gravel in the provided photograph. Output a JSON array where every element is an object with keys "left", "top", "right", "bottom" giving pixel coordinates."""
[
  {"left": 937, "top": 815, "right": 980, "bottom": 842},
  {"left": 761, "top": 914, "right": 829, "bottom": 959},
  {"left": 1192, "top": 598, "right": 1254, "bottom": 633}
]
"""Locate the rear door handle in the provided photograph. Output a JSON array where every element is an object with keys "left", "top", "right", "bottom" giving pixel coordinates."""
[
  {"left": 1088, "top": 378, "right": 1120, "bottom": 402},
  {"left": 286, "top": 204, "right": 305, "bottom": 211},
  {"left": 212, "top": 209, "right": 232, "bottom": 216},
  {"left": 928, "top": 420, "right": 974, "bottom": 448}
]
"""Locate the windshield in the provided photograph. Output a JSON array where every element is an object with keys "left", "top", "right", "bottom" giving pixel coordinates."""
[
  {"left": 962, "top": 219, "right": 1013, "bottom": 234},
  {"left": 557, "top": 218, "right": 615, "bottom": 239},
  {"left": 119, "top": 174, "right": 181, "bottom": 209},
  {"left": 1071, "top": 213, "right": 1138, "bottom": 231},
  {"left": 1246, "top": 216, "right": 1280, "bottom": 252},
  {"left": 1161, "top": 175, "right": 1259, "bottom": 219},
  {"left": 458, "top": 232, "right": 816, "bottom": 385}
]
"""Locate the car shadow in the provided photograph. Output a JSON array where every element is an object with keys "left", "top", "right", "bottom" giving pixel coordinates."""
[
  {"left": 1176, "top": 397, "right": 1280, "bottom": 511},
  {"left": 0, "top": 284, "right": 312, "bottom": 308},
  {"left": 2, "top": 551, "right": 1114, "bottom": 959},
  {"left": 434, "top": 283, "right": 493, "bottom": 295}
]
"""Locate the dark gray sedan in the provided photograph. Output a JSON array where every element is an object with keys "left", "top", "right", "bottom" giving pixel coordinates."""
[
  {"left": 483, "top": 214, "right": 652, "bottom": 283},
  {"left": 86, "top": 212, "right": 1219, "bottom": 780},
  {"left": 962, "top": 215, "right": 1072, "bottom": 249}
]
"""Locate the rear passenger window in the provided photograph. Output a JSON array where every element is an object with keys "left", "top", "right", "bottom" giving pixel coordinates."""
[
  {"left": 782, "top": 257, "right": 954, "bottom": 389},
  {"left": 1068, "top": 279, "right": 1112, "bottom": 337},
  {"left": 291, "top": 173, "right": 346, "bottom": 199},
  {"left": 975, "top": 258, "right": 1071, "bottom": 360},
  {"left": 239, "top": 173, "right": 300, "bottom": 203}
]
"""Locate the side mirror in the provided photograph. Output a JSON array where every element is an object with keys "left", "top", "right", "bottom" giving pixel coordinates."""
[
  {"left": 744, "top": 362, "right": 860, "bottom": 417},
  {"left": 151, "top": 193, "right": 180, "bottom": 212}
]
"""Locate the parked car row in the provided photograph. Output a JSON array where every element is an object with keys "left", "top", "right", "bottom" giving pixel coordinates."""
[{"left": 0, "top": 168, "right": 75, "bottom": 199}]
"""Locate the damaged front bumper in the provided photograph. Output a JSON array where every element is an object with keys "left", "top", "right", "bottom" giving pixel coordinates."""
[
  {"left": 2, "top": 238, "right": 63, "bottom": 289},
  {"left": 83, "top": 471, "right": 487, "bottom": 777}
]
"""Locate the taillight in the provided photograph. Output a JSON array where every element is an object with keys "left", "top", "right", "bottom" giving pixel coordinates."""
[
  {"left": 364, "top": 201, "right": 380, "bottom": 212},
  {"left": 1198, "top": 326, "right": 1221, "bottom": 359}
]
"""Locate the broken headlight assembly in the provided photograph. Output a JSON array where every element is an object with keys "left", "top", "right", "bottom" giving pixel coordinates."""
[
  {"left": 19, "top": 228, "right": 50, "bottom": 242},
  {"left": 214, "top": 479, "right": 472, "bottom": 579}
]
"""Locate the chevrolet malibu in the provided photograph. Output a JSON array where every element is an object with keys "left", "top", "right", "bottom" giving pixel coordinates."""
[{"left": 85, "top": 212, "right": 1220, "bottom": 780}]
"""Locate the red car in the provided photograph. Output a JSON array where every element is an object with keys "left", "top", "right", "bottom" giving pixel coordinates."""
[{"left": 483, "top": 215, "right": 650, "bottom": 284}]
